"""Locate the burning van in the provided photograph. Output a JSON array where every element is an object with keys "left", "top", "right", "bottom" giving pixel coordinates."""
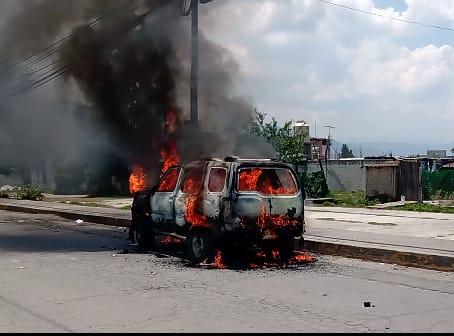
[{"left": 131, "top": 156, "right": 305, "bottom": 264}]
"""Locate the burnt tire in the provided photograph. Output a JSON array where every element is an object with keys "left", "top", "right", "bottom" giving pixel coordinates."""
[
  {"left": 186, "top": 228, "right": 215, "bottom": 265},
  {"left": 277, "top": 234, "right": 295, "bottom": 264},
  {"left": 136, "top": 213, "right": 155, "bottom": 251}
]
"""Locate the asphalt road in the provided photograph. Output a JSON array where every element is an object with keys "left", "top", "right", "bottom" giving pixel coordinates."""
[{"left": 1, "top": 211, "right": 454, "bottom": 332}]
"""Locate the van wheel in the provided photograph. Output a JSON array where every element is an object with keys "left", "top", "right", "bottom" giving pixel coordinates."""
[
  {"left": 278, "top": 234, "right": 295, "bottom": 264},
  {"left": 186, "top": 228, "right": 215, "bottom": 265},
  {"left": 136, "top": 213, "right": 155, "bottom": 251}
]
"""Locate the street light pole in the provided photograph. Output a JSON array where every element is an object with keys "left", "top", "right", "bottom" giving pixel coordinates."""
[
  {"left": 190, "top": 0, "right": 199, "bottom": 126},
  {"left": 325, "top": 125, "right": 335, "bottom": 139},
  {"left": 324, "top": 125, "right": 335, "bottom": 161},
  {"left": 182, "top": 0, "right": 213, "bottom": 126}
]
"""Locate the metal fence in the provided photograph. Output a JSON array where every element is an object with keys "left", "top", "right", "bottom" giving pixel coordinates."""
[{"left": 422, "top": 169, "right": 454, "bottom": 200}]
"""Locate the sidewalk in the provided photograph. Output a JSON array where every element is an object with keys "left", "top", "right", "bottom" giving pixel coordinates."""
[{"left": 1, "top": 198, "right": 453, "bottom": 272}]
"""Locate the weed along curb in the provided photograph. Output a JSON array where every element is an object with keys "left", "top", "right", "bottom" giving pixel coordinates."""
[{"left": 303, "top": 239, "right": 454, "bottom": 272}]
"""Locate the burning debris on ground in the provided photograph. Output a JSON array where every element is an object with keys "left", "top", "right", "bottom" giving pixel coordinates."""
[
  {"left": 135, "top": 236, "right": 315, "bottom": 270},
  {"left": 192, "top": 249, "right": 315, "bottom": 270}
]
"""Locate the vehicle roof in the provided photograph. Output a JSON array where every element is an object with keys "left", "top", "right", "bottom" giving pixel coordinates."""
[{"left": 183, "top": 157, "right": 294, "bottom": 169}]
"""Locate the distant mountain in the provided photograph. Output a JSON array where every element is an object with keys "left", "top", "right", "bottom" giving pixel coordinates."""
[{"left": 330, "top": 140, "right": 453, "bottom": 157}]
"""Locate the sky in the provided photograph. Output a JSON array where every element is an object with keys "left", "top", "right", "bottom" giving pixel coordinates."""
[{"left": 200, "top": 0, "right": 454, "bottom": 147}]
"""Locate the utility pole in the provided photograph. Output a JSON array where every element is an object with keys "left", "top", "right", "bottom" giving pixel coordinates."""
[
  {"left": 324, "top": 125, "right": 335, "bottom": 159},
  {"left": 182, "top": 0, "right": 213, "bottom": 126},
  {"left": 325, "top": 125, "right": 335, "bottom": 139},
  {"left": 190, "top": 0, "right": 199, "bottom": 125}
]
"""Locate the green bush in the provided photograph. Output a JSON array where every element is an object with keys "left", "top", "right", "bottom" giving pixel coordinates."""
[
  {"left": 326, "top": 190, "right": 380, "bottom": 208},
  {"left": 11, "top": 185, "right": 44, "bottom": 201},
  {"left": 302, "top": 171, "right": 329, "bottom": 198}
]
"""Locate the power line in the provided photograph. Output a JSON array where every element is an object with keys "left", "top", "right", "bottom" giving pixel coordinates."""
[
  {"left": 319, "top": 0, "right": 454, "bottom": 32},
  {"left": 7, "top": 67, "right": 68, "bottom": 97},
  {"left": 2, "top": 1, "right": 131, "bottom": 93},
  {"left": 11, "top": 1, "right": 131, "bottom": 69},
  {"left": 4, "top": 6, "right": 153, "bottom": 98},
  {"left": 3, "top": 1, "right": 138, "bottom": 98}
]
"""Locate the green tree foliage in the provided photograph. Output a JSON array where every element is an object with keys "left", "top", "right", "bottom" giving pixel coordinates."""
[
  {"left": 301, "top": 171, "right": 329, "bottom": 198},
  {"left": 340, "top": 144, "right": 355, "bottom": 158},
  {"left": 248, "top": 109, "right": 330, "bottom": 198},
  {"left": 249, "top": 109, "right": 305, "bottom": 165}
]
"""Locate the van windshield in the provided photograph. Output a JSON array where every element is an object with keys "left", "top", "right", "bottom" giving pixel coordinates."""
[{"left": 237, "top": 167, "right": 298, "bottom": 195}]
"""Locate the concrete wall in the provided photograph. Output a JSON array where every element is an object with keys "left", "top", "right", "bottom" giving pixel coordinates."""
[
  {"left": 365, "top": 166, "right": 397, "bottom": 200},
  {"left": 306, "top": 159, "right": 366, "bottom": 192}
]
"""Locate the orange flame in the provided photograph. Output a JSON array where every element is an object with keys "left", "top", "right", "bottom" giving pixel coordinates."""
[
  {"left": 183, "top": 175, "right": 208, "bottom": 228},
  {"left": 160, "top": 138, "right": 179, "bottom": 176},
  {"left": 238, "top": 168, "right": 297, "bottom": 195},
  {"left": 257, "top": 205, "right": 299, "bottom": 233},
  {"left": 129, "top": 165, "right": 147, "bottom": 194},
  {"left": 160, "top": 111, "right": 180, "bottom": 176},
  {"left": 290, "top": 252, "right": 314, "bottom": 263},
  {"left": 186, "top": 195, "right": 208, "bottom": 228},
  {"left": 214, "top": 250, "right": 227, "bottom": 269},
  {"left": 161, "top": 236, "right": 182, "bottom": 244}
]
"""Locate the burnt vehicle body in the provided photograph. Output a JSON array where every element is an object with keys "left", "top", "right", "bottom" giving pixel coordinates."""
[{"left": 131, "top": 157, "right": 305, "bottom": 264}]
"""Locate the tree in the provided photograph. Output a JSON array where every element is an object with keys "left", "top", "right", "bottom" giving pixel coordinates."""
[
  {"left": 340, "top": 144, "right": 355, "bottom": 158},
  {"left": 249, "top": 109, "right": 306, "bottom": 165},
  {"left": 249, "top": 109, "right": 329, "bottom": 198}
]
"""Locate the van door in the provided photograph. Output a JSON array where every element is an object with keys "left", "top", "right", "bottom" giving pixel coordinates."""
[
  {"left": 151, "top": 166, "right": 182, "bottom": 232},
  {"left": 174, "top": 161, "right": 207, "bottom": 235}
]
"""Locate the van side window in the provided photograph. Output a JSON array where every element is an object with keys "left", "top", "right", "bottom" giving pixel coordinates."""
[
  {"left": 157, "top": 167, "right": 180, "bottom": 192},
  {"left": 181, "top": 165, "right": 205, "bottom": 194},
  {"left": 208, "top": 168, "right": 227, "bottom": 192}
]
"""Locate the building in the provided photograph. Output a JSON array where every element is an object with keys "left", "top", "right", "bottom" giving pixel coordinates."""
[
  {"left": 310, "top": 137, "right": 331, "bottom": 160},
  {"left": 305, "top": 157, "right": 422, "bottom": 201}
]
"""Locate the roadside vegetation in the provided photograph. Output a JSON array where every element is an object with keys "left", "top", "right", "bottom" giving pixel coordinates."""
[
  {"left": 0, "top": 185, "right": 44, "bottom": 201},
  {"left": 388, "top": 202, "right": 454, "bottom": 214},
  {"left": 310, "top": 190, "right": 454, "bottom": 214},
  {"left": 313, "top": 191, "right": 380, "bottom": 208}
]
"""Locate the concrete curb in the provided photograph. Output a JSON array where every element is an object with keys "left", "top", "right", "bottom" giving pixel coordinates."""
[
  {"left": 0, "top": 204, "right": 131, "bottom": 228},
  {"left": 303, "top": 240, "right": 454, "bottom": 272},
  {"left": 1, "top": 203, "right": 453, "bottom": 272}
]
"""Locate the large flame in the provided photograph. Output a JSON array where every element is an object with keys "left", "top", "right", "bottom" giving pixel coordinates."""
[
  {"left": 128, "top": 111, "right": 180, "bottom": 194},
  {"left": 129, "top": 165, "right": 147, "bottom": 194},
  {"left": 183, "top": 177, "right": 208, "bottom": 228},
  {"left": 238, "top": 168, "right": 297, "bottom": 195},
  {"left": 160, "top": 111, "right": 180, "bottom": 176}
]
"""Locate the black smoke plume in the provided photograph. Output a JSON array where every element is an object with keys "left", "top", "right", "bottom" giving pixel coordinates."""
[{"left": 0, "top": 0, "right": 275, "bottom": 194}]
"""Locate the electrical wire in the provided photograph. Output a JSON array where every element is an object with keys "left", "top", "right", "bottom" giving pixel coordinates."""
[
  {"left": 12, "top": 1, "right": 132, "bottom": 69},
  {"left": 3, "top": 1, "right": 135, "bottom": 98},
  {"left": 4, "top": 6, "right": 153, "bottom": 98},
  {"left": 319, "top": 0, "right": 454, "bottom": 32}
]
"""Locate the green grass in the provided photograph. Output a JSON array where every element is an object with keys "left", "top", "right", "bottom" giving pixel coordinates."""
[
  {"left": 389, "top": 203, "right": 454, "bottom": 214},
  {"left": 62, "top": 201, "right": 109, "bottom": 208},
  {"left": 317, "top": 191, "right": 454, "bottom": 214},
  {"left": 318, "top": 191, "right": 380, "bottom": 208}
]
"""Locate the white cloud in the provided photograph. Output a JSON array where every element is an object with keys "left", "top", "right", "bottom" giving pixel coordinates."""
[{"left": 202, "top": 0, "right": 454, "bottom": 145}]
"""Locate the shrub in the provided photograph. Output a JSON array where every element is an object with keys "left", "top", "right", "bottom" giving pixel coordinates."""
[
  {"left": 302, "top": 171, "right": 329, "bottom": 198},
  {"left": 11, "top": 185, "right": 45, "bottom": 201}
]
